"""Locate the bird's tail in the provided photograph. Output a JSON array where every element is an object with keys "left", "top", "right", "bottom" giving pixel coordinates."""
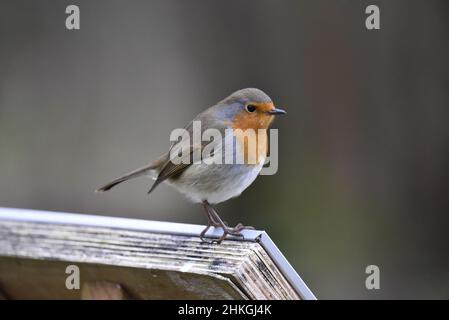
[{"left": 96, "top": 154, "right": 167, "bottom": 192}]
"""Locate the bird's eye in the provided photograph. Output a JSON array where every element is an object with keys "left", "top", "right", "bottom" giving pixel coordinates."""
[{"left": 245, "top": 104, "right": 256, "bottom": 113}]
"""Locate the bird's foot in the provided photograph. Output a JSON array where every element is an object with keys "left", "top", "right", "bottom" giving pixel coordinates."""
[
  {"left": 216, "top": 223, "right": 255, "bottom": 243},
  {"left": 199, "top": 221, "right": 221, "bottom": 243},
  {"left": 200, "top": 223, "right": 255, "bottom": 244}
]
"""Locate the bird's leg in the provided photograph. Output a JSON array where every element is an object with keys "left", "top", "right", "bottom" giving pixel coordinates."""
[
  {"left": 202, "top": 201, "right": 220, "bottom": 226},
  {"left": 207, "top": 204, "right": 255, "bottom": 244},
  {"left": 199, "top": 201, "right": 221, "bottom": 242}
]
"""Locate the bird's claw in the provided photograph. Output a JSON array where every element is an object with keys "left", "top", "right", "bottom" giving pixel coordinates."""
[
  {"left": 199, "top": 221, "right": 222, "bottom": 243},
  {"left": 199, "top": 225, "right": 212, "bottom": 243},
  {"left": 200, "top": 223, "right": 254, "bottom": 244}
]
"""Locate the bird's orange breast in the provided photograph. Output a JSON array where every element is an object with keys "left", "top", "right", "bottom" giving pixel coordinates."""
[
  {"left": 232, "top": 102, "right": 275, "bottom": 131},
  {"left": 231, "top": 102, "right": 274, "bottom": 165}
]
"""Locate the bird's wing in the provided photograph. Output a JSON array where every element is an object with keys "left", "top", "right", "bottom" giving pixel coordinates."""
[
  {"left": 146, "top": 144, "right": 201, "bottom": 194},
  {"left": 147, "top": 114, "right": 228, "bottom": 195}
]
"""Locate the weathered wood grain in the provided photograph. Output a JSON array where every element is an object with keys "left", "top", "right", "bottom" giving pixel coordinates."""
[{"left": 0, "top": 220, "right": 300, "bottom": 300}]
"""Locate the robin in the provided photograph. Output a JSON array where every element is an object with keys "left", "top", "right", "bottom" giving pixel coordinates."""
[{"left": 96, "top": 88, "right": 286, "bottom": 243}]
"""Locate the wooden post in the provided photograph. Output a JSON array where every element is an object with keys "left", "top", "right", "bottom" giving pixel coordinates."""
[{"left": 0, "top": 207, "right": 316, "bottom": 300}]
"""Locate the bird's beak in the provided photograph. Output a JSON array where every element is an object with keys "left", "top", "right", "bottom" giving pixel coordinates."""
[{"left": 267, "top": 108, "right": 287, "bottom": 115}]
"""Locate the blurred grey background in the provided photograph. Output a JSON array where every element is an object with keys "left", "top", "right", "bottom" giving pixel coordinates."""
[{"left": 1, "top": 0, "right": 448, "bottom": 299}]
